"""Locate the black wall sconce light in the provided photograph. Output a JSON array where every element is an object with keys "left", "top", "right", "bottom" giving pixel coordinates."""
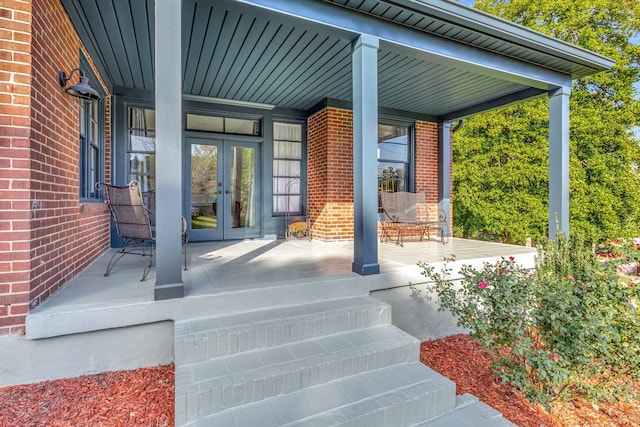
[{"left": 58, "top": 68, "right": 101, "bottom": 101}]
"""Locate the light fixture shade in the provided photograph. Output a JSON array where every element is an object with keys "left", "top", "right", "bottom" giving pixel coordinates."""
[
  {"left": 58, "top": 69, "right": 101, "bottom": 102},
  {"left": 65, "top": 76, "right": 101, "bottom": 101}
]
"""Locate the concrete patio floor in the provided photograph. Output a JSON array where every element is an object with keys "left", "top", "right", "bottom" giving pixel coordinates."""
[
  {"left": 33, "top": 237, "right": 536, "bottom": 307},
  {"left": 26, "top": 238, "right": 536, "bottom": 339}
]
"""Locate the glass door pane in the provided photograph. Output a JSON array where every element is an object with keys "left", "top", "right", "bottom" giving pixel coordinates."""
[
  {"left": 190, "top": 143, "right": 219, "bottom": 231},
  {"left": 229, "top": 146, "right": 255, "bottom": 229},
  {"left": 223, "top": 142, "right": 260, "bottom": 240}
]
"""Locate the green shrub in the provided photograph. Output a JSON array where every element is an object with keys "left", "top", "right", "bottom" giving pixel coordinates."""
[{"left": 419, "top": 234, "right": 640, "bottom": 408}]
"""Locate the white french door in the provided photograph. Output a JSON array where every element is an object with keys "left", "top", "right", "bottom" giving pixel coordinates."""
[{"left": 186, "top": 137, "right": 260, "bottom": 241}]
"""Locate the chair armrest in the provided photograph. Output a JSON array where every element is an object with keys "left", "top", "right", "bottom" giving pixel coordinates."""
[
  {"left": 181, "top": 216, "right": 189, "bottom": 243},
  {"left": 380, "top": 207, "right": 400, "bottom": 223}
]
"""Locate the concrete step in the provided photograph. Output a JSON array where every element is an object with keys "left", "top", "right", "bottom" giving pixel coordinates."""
[
  {"left": 186, "top": 362, "right": 456, "bottom": 427},
  {"left": 174, "top": 296, "right": 391, "bottom": 364},
  {"left": 176, "top": 325, "right": 420, "bottom": 422},
  {"left": 417, "top": 394, "right": 517, "bottom": 427},
  {"left": 26, "top": 276, "right": 371, "bottom": 339}
]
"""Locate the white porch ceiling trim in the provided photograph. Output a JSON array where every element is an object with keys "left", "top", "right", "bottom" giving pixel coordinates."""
[{"left": 183, "top": 94, "right": 276, "bottom": 110}]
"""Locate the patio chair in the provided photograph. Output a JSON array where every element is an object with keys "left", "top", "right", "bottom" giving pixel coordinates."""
[
  {"left": 98, "top": 181, "right": 188, "bottom": 281},
  {"left": 379, "top": 191, "right": 445, "bottom": 246}
]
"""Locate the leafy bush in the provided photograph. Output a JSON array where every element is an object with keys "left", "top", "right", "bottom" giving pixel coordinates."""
[{"left": 419, "top": 234, "right": 640, "bottom": 408}]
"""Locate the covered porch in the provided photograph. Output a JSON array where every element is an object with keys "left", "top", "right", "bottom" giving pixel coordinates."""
[{"left": 60, "top": 0, "right": 613, "bottom": 302}]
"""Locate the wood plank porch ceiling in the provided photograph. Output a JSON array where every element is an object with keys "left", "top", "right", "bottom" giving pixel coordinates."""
[{"left": 62, "top": 0, "right": 612, "bottom": 119}]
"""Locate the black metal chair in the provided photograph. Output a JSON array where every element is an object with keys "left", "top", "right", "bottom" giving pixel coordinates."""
[
  {"left": 97, "top": 181, "right": 188, "bottom": 281},
  {"left": 379, "top": 191, "right": 446, "bottom": 246}
]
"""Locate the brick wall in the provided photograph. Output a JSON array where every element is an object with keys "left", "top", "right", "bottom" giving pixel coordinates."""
[
  {"left": 307, "top": 107, "right": 444, "bottom": 241},
  {"left": 0, "top": 0, "right": 111, "bottom": 335},
  {"left": 307, "top": 108, "right": 355, "bottom": 240},
  {"left": 0, "top": 0, "right": 32, "bottom": 335}
]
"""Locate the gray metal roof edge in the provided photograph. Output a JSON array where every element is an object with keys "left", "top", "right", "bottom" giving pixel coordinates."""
[{"left": 387, "top": 0, "right": 615, "bottom": 73}]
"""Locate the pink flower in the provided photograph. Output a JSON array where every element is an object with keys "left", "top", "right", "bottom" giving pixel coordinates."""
[
  {"left": 630, "top": 299, "right": 638, "bottom": 310},
  {"left": 478, "top": 281, "right": 488, "bottom": 289},
  {"left": 619, "top": 264, "right": 634, "bottom": 274}
]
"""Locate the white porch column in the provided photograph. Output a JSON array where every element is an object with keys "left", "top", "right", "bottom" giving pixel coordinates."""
[
  {"left": 352, "top": 34, "right": 380, "bottom": 275},
  {"left": 548, "top": 85, "right": 571, "bottom": 238},
  {"left": 437, "top": 122, "right": 452, "bottom": 238},
  {"left": 154, "top": 0, "right": 184, "bottom": 299}
]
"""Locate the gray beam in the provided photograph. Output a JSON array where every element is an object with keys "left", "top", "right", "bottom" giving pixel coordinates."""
[
  {"left": 307, "top": 98, "right": 438, "bottom": 124},
  {"left": 438, "top": 87, "right": 548, "bottom": 122},
  {"left": 548, "top": 86, "right": 571, "bottom": 238},
  {"left": 154, "top": 0, "right": 184, "bottom": 299},
  {"left": 352, "top": 34, "right": 380, "bottom": 276},
  {"left": 438, "top": 122, "right": 451, "bottom": 238}
]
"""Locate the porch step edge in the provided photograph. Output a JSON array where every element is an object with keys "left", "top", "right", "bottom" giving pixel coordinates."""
[
  {"left": 175, "top": 325, "right": 419, "bottom": 422},
  {"left": 174, "top": 296, "right": 392, "bottom": 363},
  {"left": 184, "top": 362, "right": 456, "bottom": 427},
  {"left": 416, "top": 393, "right": 517, "bottom": 427},
  {"left": 25, "top": 279, "right": 372, "bottom": 339}
]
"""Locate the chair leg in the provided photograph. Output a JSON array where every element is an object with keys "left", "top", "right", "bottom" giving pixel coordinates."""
[
  {"left": 419, "top": 225, "right": 428, "bottom": 242},
  {"left": 104, "top": 239, "right": 156, "bottom": 281},
  {"left": 141, "top": 252, "right": 153, "bottom": 281},
  {"left": 183, "top": 244, "right": 188, "bottom": 271},
  {"left": 380, "top": 222, "right": 403, "bottom": 246},
  {"left": 104, "top": 248, "right": 127, "bottom": 277},
  {"left": 380, "top": 223, "right": 387, "bottom": 243},
  {"left": 440, "top": 227, "right": 448, "bottom": 244}
]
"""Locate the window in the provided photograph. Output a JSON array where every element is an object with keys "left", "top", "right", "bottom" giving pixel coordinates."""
[
  {"left": 377, "top": 123, "right": 411, "bottom": 192},
  {"left": 79, "top": 63, "right": 104, "bottom": 200},
  {"left": 273, "top": 122, "right": 303, "bottom": 214},
  {"left": 128, "top": 107, "right": 156, "bottom": 192},
  {"left": 186, "top": 114, "right": 261, "bottom": 136}
]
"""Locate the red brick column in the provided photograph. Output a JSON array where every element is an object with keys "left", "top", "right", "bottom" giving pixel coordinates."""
[
  {"left": 415, "top": 121, "right": 439, "bottom": 202},
  {"left": 307, "top": 109, "right": 444, "bottom": 241},
  {"left": 416, "top": 121, "right": 442, "bottom": 229},
  {"left": 307, "top": 108, "right": 354, "bottom": 240}
]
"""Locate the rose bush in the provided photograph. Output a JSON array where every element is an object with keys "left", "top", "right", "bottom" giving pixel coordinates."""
[{"left": 419, "top": 234, "right": 640, "bottom": 408}]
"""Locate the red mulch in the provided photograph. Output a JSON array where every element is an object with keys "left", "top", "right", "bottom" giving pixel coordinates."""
[
  {"left": 420, "top": 334, "right": 640, "bottom": 427},
  {"left": 1, "top": 337, "right": 639, "bottom": 426},
  {"left": 0, "top": 365, "right": 174, "bottom": 427}
]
